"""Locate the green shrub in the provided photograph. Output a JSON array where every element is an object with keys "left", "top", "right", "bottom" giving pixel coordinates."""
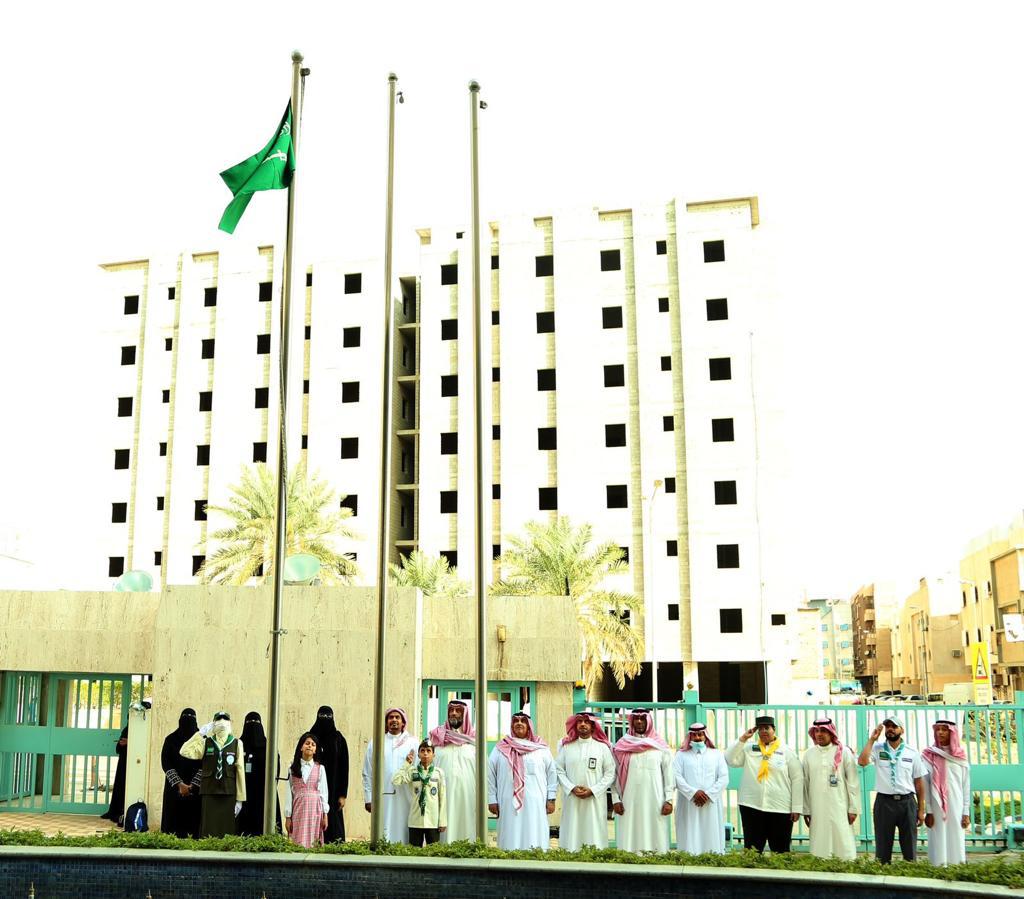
[{"left": 0, "top": 831, "right": 1022, "bottom": 888}]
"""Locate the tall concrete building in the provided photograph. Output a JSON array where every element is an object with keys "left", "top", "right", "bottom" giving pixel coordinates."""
[
  {"left": 851, "top": 582, "right": 900, "bottom": 694},
  {"left": 96, "top": 195, "right": 789, "bottom": 702}
]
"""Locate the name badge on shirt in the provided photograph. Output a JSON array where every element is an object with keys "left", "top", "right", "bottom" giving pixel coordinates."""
[
  {"left": 879, "top": 751, "right": 891, "bottom": 760},
  {"left": 751, "top": 745, "right": 761, "bottom": 754},
  {"left": 588, "top": 757, "right": 597, "bottom": 770},
  {"left": 430, "top": 786, "right": 438, "bottom": 796},
  {"left": 245, "top": 762, "right": 253, "bottom": 773},
  {"left": 829, "top": 774, "right": 839, "bottom": 786},
  {"left": 226, "top": 754, "right": 235, "bottom": 766}
]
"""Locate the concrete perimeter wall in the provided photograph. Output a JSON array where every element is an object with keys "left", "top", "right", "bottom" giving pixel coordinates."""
[{"left": 0, "top": 587, "right": 579, "bottom": 838}]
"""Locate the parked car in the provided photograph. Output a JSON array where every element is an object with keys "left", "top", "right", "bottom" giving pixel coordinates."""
[
  {"left": 904, "top": 694, "right": 927, "bottom": 705},
  {"left": 926, "top": 693, "right": 945, "bottom": 704}
]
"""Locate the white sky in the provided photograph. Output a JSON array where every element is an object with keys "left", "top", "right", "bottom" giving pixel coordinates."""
[{"left": 1, "top": 1, "right": 1023, "bottom": 596}]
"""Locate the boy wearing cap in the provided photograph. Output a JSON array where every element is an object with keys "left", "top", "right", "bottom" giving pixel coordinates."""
[
  {"left": 180, "top": 711, "right": 247, "bottom": 837},
  {"left": 858, "top": 716, "right": 927, "bottom": 863},
  {"left": 802, "top": 717, "right": 860, "bottom": 859},
  {"left": 922, "top": 718, "right": 971, "bottom": 866},
  {"left": 725, "top": 715, "right": 803, "bottom": 853}
]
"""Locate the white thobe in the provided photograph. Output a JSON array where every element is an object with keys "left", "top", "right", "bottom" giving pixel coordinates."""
[
  {"left": 801, "top": 744, "right": 860, "bottom": 860},
  {"left": 487, "top": 744, "right": 557, "bottom": 850},
  {"left": 362, "top": 731, "right": 417, "bottom": 842},
  {"left": 434, "top": 741, "right": 477, "bottom": 842},
  {"left": 924, "top": 756, "right": 970, "bottom": 866},
  {"left": 613, "top": 748, "right": 674, "bottom": 853},
  {"left": 673, "top": 747, "right": 729, "bottom": 854},
  {"left": 555, "top": 738, "right": 616, "bottom": 851}
]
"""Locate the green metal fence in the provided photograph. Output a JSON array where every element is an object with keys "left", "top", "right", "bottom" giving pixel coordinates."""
[{"left": 581, "top": 692, "right": 1024, "bottom": 853}]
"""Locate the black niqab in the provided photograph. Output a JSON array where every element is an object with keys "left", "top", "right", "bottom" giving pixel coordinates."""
[
  {"left": 241, "top": 711, "right": 267, "bottom": 751},
  {"left": 160, "top": 708, "right": 202, "bottom": 837},
  {"left": 308, "top": 705, "right": 349, "bottom": 842}
]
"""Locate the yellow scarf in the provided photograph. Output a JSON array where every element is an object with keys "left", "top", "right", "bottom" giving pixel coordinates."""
[{"left": 757, "top": 738, "right": 780, "bottom": 782}]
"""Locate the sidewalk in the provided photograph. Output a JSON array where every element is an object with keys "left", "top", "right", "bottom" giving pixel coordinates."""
[{"left": 0, "top": 812, "right": 117, "bottom": 837}]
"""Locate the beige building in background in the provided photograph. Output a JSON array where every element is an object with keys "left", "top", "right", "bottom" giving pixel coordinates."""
[
  {"left": 851, "top": 582, "right": 899, "bottom": 694},
  {"left": 891, "top": 578, "right": 966, "bottom": 695},
  {"left": 0, "top": 587, "right": 580, "bottom": 836},
  {"left": 960, "top": 514, "right": 1024, "bottom": 697}
]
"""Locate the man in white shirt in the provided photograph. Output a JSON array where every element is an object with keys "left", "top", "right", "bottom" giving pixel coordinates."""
[
  {"left": 922, "top": 718, "right": 971, "bottom": 866},
  {"left": 361, "top": 706, "right": 417, "bottom": 842},
  {"left": 673, "top": 722, "right": 729, "bottom": 854},
  {"left": 611, "top": 709, "right": 674, "bottom": 853},
  {"left": 725, "top": 714, "right": 803, "bottom": 853},
  {"left": 555, "top": 711, "right": 616, "bottom": 851},
  {"left": 857, "top": 715, "right": 927, "bottom": 863},
  {"left": 801, "top": 717, "right": 860, "bottom": 860}
]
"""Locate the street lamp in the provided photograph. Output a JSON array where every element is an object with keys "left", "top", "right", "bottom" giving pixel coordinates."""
[{"left": 907, "top": 605, "right": 929, "bottom": 696}]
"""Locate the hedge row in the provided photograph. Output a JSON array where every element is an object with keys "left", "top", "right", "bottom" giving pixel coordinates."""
[{"left": 1, "top": 831, "right": 1022, "bottom": 888}]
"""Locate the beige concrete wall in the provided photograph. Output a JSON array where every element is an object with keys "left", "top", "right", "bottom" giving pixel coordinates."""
[
  {"left": 422, "top": 594, "right": 579, "bottom": 682},
  {"left": 0, "top": 586, "right": 580, "bottom": 838},
  {"left": 0, "top": 590, "right": 159, "bottom": 674}
]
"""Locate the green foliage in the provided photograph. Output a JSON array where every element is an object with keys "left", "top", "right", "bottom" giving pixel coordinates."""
[
  {"left": 197, "top": 463, "right": 360, "bottom": 585},
  {"left": 389, "top": 550, "right": 470, "bottom": 598},
  {"left": 3, "top": 832, "right": 1019, "bottom": 887},
  {"left": 492, "top": 516, "right": 643, "bottom": 693}
]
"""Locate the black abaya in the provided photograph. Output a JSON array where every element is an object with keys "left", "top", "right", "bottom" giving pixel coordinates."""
[
  {"left": 236, "top": 712, "right": 281, "bottom": 835},
  {"left": 159, "top": 709, "right": 201, "bottom": 837},
  {"left": 310, "top": 706, "right": 349, "bottom": 842},
  {"left": 100, "top": 725, "right": 128, "bottom": 824}
]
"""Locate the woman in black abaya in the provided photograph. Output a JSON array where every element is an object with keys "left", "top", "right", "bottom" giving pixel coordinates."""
[
  {"left": 309, "top": 705, "right": 349, "bottom": 842},
  {"left": 236, "top": 711, "right": 281, "bottom": 835},
  {"left": 159, "top": 708, "right": 201, "bottom": 837}
]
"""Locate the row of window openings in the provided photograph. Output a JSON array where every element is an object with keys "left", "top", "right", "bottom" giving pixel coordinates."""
[
  {"left": 114, "top": 409, "right": 735, "bottom": 471},
  {"left": 438, "top": 361, "right": 732, "bottom": 397},
  {"left": 117, "top": 292, "right": 731, "bottom": 368},
  {"left": 133, "top": 273, "right": 363, "bottom": 311},
  {"left": 437, "top": 240, "right": 724, "bottom": 285},
  {"left": 434, "top": 483, "right": 737, "bottom": 519},
  {"left": 661, "top": 606, "right": 759, "bottom": 632}
]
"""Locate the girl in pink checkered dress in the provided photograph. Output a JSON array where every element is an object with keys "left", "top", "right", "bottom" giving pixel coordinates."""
[{"left": 285, "top": 732, "right": 329, "bottom": 848}]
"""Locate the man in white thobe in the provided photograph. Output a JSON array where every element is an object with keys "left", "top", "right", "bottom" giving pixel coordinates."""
[
  {"left": 801, "top": 717, "right": 860, "bottom": 860},
  {"left": 429, "top": 699, "right": 477, "bottom": 842},
  {"left": 922, "top": 718, "right": 971, "bottom": 866},
  {"left": 673, "top": 722, "right": 729, "bottom": 854},
  {"left": 555, "top": 711, "right": 615, "bottom": 851},
  {"left": 611, "top": 709, "right": 674, "bottom": 853},
  {"left": 362, "top": 706, "right": 417, "bottom": 842},
  {"left": 487, "top": 710, "right": 557, "bottom": 850}
]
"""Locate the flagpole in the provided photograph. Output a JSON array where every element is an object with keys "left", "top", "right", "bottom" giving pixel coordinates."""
[
  {"left": 264, "top": 49, "right": 305, "bottom": 836},
  {"left": 370, "top": 71, "right": 399, "bottom": 846},
  {"left": 469, "top": 79, "right": 488, "bottom": 844}
]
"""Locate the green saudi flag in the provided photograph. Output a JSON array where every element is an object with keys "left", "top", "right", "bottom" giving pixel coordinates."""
[{"left": 218, "top": 102, "right": 295, "bottom": 234}]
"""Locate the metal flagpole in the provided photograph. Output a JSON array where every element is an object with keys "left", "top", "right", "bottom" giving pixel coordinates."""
[
  {"left": 370, "top": 72, "right": 399, "bottom": 846},
  {"left": 468, "top": 79, "right": 488, "bottom": 843},
  {"left": 264, "top": 49, "right": 306, "bottom": 835}
]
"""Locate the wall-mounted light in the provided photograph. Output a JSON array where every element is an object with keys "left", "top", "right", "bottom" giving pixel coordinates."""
[{"left": 496, "top": 624, "right": 507, "bottom": 644}]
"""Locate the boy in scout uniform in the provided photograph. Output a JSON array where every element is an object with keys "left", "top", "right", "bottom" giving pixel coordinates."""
[{"left": 392, "top": 739, "right": 448, "bottom": 846}]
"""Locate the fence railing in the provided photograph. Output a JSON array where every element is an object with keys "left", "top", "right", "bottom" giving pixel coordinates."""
[{"left": 581, "top": 693, "right": 1024, "bottom": 853}]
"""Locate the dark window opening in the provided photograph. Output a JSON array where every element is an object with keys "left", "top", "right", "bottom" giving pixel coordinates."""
[
  {"left": 661, "top": 356, "right": 671, "bottom": 371},
  {"left": 600, "top": 249, "right": 621, "bottom": 271},
  {"left": 120, "top": 346, "right": 136, "bottom": 365},
  {"left": 537, "top": 368, "right": 556, "bottom": 390},
  {"left": 441, "top": 318, "right": 458, "bottom": 340},
  {"left": 440, "top": 263, "right": 458, "bottom": 285},
  {"left": 440, "top": 432, "right": 458, "bottom": 455},
  {"left": 538, "top": 427, "right": 557, "bottom": 450},
  {"left": 192, "top": 555, "right": 205, "bottom": 576},
  {"left": 492, "top": 367, "right": 500, "bottom": 382},
  {"left": 491, "top": 255, "right": 500, "bottom": 270},
  {"left": 154, "top": 551, "right": 162, "bottom": 566},
  {"left": 194, "top": 500, "right": 207, "bottom": 522},
  {"left": 604, "top": 364, "right": 625, "bottom": 387},
  {"left": 441, "top": 375, "right": 458, "bottom": 397},
  {"left": 491, "top": 309, "right": 500, "bottom": 325},
  {"left": 114, "top": 449, "right": 130, "bottom": 470},
  {"left": 343, "top": 327, "right": 361, "bottom": 347},
  {"left": 606, "top": 484, "right": 628, "bottom": 508},
  {"left": 492, "top": 484, "right": 501, "bottom": 500},
  {"left": 668, "top": 603, "right": 679, "bottom": 621},
  {"left": 492, "top": 424, "right": 500, "bottom": 440},
  {"left": 605, "top": 424, "right": 626, "bottom": 447},
  {"left": 663, "top": 415, "right": 674, "bottom": 431},
  {"left": 123, "top": 295, "right": 139, "bottom": 315},
  {"left": 165, "top": 337, "right": 173, "bottom": 351},
  {"left": 255, "top": 387, "right": 269, "bottom": 408},
  {"left": 201, "top": 338, "right": 215, "bottom": 359},
  {"left": 117, "top": 397, "right": 133, "bottom": 417},
  {"left": 259, "top": 281, "right": 272, "bottom": 302},
  {"left": 340, "top": 495, "right": 358, "bottom": 516},
  {"left": 711, "top": 418, "right": 735, "bottom": 442},
  {"left": 538, "top": 487, "right": 558, "bottom": 510},
  {"left": 340, "top": 437, "right": 359, "bottom": 459},
  {"left": 341, "top": 382, "right": 360, "bottom": 403},
  {"left": 304, "top": 325, "right": 311, "bottom": 340},
  {"left": 658, "top": 297, "right": 670, "bottom": 313},
  {"left": 161, "top": 389, "right": 170, "bottom": 404},
  {"left": 256, "top": 333, "right": 271, "bottom": 354},
  {"left": 709, "top": 357, "right": 732, "bottom": 380},
  {"left": 156, "top": 496, "right": 164, "bottom": 511},
  {"left": 253, "top": 442, "right": 267, "bottom": 463},
  {"left": 535, "top": 254, "right": 553, "bottom": 277},
  {"left": 440, "top": 490, "right": 458, "bottom": 513},
  {"left": 703, "top": 240, "right": 725, "bottom": 263},
  {"left": 656, "top": 240, "right": 667, "bottom": 256},
  {"left": 344, "top": 272, "right": 362, "bottom": 294},
  {"left": 665, "top": 477, "right": 676, "bottom": 493},
  {"left": 717, "top": 544, "right": 740, "bottom": 568},
  {"left": 111, "top": 502, "right": 127, "bottom": 523},
  {"left": 602, "top": 306, "right": 623, "bottom": 328},
  {"left": 536, "top": 311, "right": 555, "bottom": 333},
  {"left": 204, "top": 287, "right": 217, "bottom": 307},
  {"left": 108, "top": 557, "right": 125, "bottom": 578},
  {"left": 440, "top": 550, "right": 457, "bottom": 568},
  {"left": 196, "top": 444, "right": 210, "bottom": 466},
  {"left": 159, "top": 442, "right": 167, "bottom": 457},
  {"left": 719, "top": 608, "right": 743, "bottom": 633},
  {"left": 168, "top": 286, "right": 176, "bottom": 300},
  {"left": 771, "top": 614, "right": 787, "bottom": 626},
  {"left": 198, "top": 391, "right": 212, "bottom": 412},
  {"left": 666, "top": 540, "right": 678, "bottom": 556},
  {"left": 714, "top": 480, "right": 737, "bottom": 504},
  {"left": 706, "top": 298, "right": 728, "bottom": 321}
]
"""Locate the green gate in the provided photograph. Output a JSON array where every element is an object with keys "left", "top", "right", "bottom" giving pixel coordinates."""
[{"left": 0, "top": 672, "right": 147, "bottom": 814}]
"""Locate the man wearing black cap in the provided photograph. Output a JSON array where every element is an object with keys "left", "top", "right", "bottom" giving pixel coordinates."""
[
  {"left": 180, "top": 711, "right": 247, "bottom": 837},
  {"left": 725, "top": 715, "right": 803, "bottom": 853},
  {"left": 858, "top": 716, "right": 927, "bottom": 863}
]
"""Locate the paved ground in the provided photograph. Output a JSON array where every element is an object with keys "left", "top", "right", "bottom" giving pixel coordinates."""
[{"left": 0, "top": 812, "right": 117, "bottom": 837}]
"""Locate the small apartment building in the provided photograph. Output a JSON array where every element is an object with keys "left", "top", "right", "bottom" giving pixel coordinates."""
[
  {"left": 95, "top": 196, "right": 789, "bottom": 704},
  {"left": 892, "top": 577, "right": 967, "bottom": 695},
  {"left": 851, "top": 582, "right": 902, "bottom": 694},
  {"left": 960, "top": 514, "right": 1024, "bottom": 698},
  {"left": 808, "top": 598, "right": 855, "bottom": 688}
]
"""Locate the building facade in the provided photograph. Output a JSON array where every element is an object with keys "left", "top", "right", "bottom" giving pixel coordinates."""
[
  {"left": 96, "top": 196, "right": 789, "bottom": 702},
  {"left": 851, "top": 582, "right": 900, "bottom": 694},
  {"left": 960, "top": 514, "right": 1024, "bottom": 698}
]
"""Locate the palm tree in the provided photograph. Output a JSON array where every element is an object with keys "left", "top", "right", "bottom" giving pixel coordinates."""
[
  {"left": 491, "top": 516, "right": 644, "bottom": 694},
  {"left": 389, "top": 550, "right": 470, "bottom": 598},
  {"left": 197, "top": 463, "right": 360, "bottom": 585}
]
